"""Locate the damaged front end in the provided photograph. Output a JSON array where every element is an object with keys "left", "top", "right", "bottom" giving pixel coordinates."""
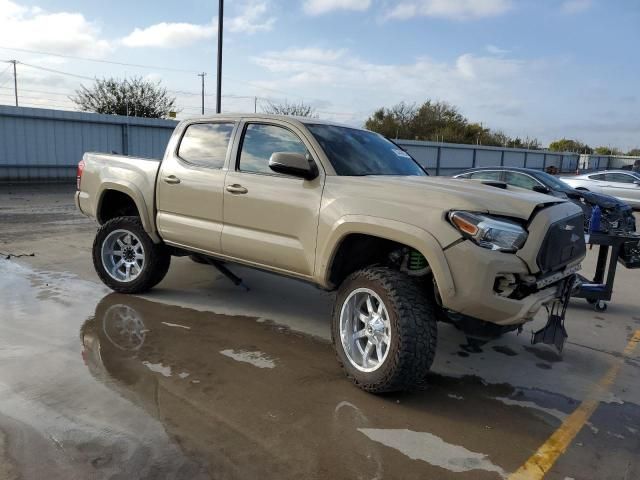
[{"left": 568, "top": 190, "right": 636, "bottom": 234}]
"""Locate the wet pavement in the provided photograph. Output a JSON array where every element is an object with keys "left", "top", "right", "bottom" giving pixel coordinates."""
[{"left": 1, "top": 184, "right": 639, "bottom": 479}]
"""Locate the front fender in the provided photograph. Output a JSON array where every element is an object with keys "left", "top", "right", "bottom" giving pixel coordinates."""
[{"left": 317, "top": 215, "right": 456, "bottom": 300}]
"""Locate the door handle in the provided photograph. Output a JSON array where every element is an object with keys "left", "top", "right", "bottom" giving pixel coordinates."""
[
  {"left": 226, "top": 184, "right": 248, "bottom": 194},
  {"left": 163, "top": 175, "right": 181, "bottom": 185}
]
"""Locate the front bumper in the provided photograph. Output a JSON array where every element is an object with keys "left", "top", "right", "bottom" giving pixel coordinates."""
[{"left": 441, "top": 241, "right": 580, "bottom": 326}]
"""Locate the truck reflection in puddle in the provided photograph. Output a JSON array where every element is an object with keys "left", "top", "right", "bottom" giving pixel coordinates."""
[{"left": 79, "top": 294, "right": 619, "bottom": 479}]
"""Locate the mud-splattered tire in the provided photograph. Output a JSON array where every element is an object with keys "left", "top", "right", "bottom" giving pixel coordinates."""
[
  {"left": 92, "top": 216, "right": 170, "bottom": 294},
  {"left": 332, "top": 267, "right": 438, "bottom": 393}
]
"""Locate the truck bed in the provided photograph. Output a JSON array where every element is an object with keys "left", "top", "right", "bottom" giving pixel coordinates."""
[{"left": 75, "top": 152, "right": 161, "bottom": 238}]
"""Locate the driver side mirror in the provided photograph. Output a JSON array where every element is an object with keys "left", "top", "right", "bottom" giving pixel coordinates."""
[
  {"left": 269, "top": 152, "right": 319, "bottom": 180},
  {"left": 634, "top": 180, "right": 640, "bottom": 186},
  {"left": 533, "top": 185, "right": 551, "bottom": 194}
]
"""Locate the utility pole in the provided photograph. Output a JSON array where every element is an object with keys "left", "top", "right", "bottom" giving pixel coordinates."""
[
  {"left": 254, "top": 96, "right": 257, "bottom": 113},
  {"left": 198, "top": 72, "right": 207, "bottom": 115},
  {"left": 216, "top": 0, "right": 224, "bottom": 114},
  {"left": 10, "top": 60, "right": 18, "bottom": 107}
]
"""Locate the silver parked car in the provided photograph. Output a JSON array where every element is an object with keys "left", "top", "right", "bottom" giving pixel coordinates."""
[{"left": 561, "top": 170, "right": 640, "bottom": 209}]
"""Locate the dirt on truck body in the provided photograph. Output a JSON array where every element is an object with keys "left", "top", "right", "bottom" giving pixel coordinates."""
[{"left": 75, "top": 113, "right": 586, "bottom": 392}]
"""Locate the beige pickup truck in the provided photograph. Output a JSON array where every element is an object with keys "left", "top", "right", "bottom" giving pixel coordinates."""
[{"left": 76, "top": 114, "right": 586, "bottom": 392}]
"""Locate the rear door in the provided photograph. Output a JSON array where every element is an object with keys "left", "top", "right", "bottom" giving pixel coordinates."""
[
  {"left": 221, "top": 120, "right": 324, "bottom": 277},
  {"left": 602, "top": 172, "right": 640, "bottom": 206},
  {"left": 584, "top": 173, "right": 607, "bottom": 193},
  {"left": 156, "top": 121, "right": 237, "bottom": 254}
]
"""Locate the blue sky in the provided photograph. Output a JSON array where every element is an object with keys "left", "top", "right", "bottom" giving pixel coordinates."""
[{"left": 0, "top": 0, "right": 638, "bottom": 149}]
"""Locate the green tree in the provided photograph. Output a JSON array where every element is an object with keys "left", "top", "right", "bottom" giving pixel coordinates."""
[
  {"left": 365, "top": 102, "right": 418, "bottom": 139},
  {"left": 627, "top": 148, "right": 640, "bottom": 157},
  {"left": 71, "top": 77, "right": 176, "bottom": 118},
  {"left": 548, "top": 138, "right": 592, "bottom": 154},
  {"left": 262, "top": 100, "right": 318, "bottom": 117},
  {"left": 594, "top": 146, "right": 623, "bottom": 155},
  {"left": 365, "top": 99, "right": 541, "bottom": 148}
]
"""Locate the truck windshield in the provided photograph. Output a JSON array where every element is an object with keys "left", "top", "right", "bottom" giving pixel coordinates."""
[{"left": 307, "top": 124, "right": 427, "bottom": 176}]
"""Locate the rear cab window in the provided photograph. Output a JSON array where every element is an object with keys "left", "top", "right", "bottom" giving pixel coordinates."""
[{"left": 178, "top": 122, "right": 235, "bottom": 169}]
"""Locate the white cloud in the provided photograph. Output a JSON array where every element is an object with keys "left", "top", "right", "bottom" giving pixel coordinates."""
[
  {"left": 228, "top": 1, "right": 276, "bottom": 33},
  {"left": 0, "top": 0, "right": 111, "bottom": 56},
  {"left": 121, "top": 20, "right": 216, "bottom": 48},
  {"left": 251, "top": 47, "right": 530, "bottom": 126},
  {"left": 303, "top": 0, "right": 371, "bottom": 15},
  {"left": 486, "top": 44, "right": 510, "bottom": 55},
  {"left": 561, "top": 0, "right": 593, "bottom": 14},
  {"left": 387, "top": 0, "right": 513, "bottom": 20},
  {"left": 122, "top": 1, "right": 275, "bottom": 48},
  {"left": 263, "top": 47, "right": 346, "bottom": 63}
]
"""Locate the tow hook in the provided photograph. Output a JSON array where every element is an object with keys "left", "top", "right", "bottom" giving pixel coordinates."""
[{"left": 531, "top": 275, "right": 575, "bottom": 353}]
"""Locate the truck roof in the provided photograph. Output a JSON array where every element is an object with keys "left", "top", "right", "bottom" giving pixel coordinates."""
[{"left": 180, "top": 113, "right": 361, "bottom": 130}]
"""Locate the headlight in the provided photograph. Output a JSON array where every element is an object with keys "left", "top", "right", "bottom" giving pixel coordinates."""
[{"left": 449, "top": 211, "right": 528, "bottom": 253}]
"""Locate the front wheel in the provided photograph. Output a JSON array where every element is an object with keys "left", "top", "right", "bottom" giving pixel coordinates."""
[
  {"left": 332, "top": 267, "right": 437, "bottom": 393},
  {"left": 92, "top": 216, "right": 170, "bottom": 294}
]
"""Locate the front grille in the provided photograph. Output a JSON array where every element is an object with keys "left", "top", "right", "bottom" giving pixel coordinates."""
[{"left": 537, "top": 214, "right": 586, "bottom": 273}]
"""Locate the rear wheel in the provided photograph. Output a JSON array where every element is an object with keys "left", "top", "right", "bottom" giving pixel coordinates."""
[
  {"left": 93, "top": 216, "right": 170, "bottom": 294},
  {"left": 332, "top": 267, "right": 437, "bottom": 393}
]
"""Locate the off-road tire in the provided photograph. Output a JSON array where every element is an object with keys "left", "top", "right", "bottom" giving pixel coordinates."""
[
  {"left": 332, "top": 267, "right": 438, "bottom": 393},
  {"left": 92, "top": 216, "right": 171, "bottom": 294}
]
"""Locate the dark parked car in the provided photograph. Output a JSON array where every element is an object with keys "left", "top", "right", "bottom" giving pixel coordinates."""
[
  {"left": 620, "top": 159, "right": 640, "bottom": 173},
  {"left": 454, "top": 167, "right": 636, "bottom": 233}
]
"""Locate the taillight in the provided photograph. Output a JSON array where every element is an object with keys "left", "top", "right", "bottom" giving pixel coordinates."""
[{"left": 77, "top": 159, "right": 85, "bottom": 190}]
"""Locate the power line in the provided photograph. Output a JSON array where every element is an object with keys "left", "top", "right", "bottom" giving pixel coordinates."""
[
  {"left": 0, "top": 46, "right": 202, "bottom": 74},
  {"left": 18, "top": 62, "right": 95, "bottom": 81}
]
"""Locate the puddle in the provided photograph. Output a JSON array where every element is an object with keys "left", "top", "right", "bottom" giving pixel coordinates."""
[
  {"left": 142, "top": 361, "right": 172, "bottom": 377},
  {"left": 219, "top": 349, "right": 276, "bottom": 369},
  {"left": 358, "top": 428, "right": 507, "bottom": 478},
  {"left": 161, "top": 322, "right": 191, "bottom": 330},
  {"left": 2, "top": 259, "right": 640, "bottom": 480}
]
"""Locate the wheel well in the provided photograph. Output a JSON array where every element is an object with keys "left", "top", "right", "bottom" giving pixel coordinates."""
[
  {"left": 98, "top": 190, "right": 140, "bottom": 224},
  {"left": 328, "top": 234, "right": 409, "bottom": 287}
]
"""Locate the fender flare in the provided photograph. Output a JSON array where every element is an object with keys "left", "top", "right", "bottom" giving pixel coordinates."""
[
  {"left": 318, "top": 215, "right": 456, "bottom": 300},
  {"left": 97, "top": 181, "right": 161, "bottom": 243}
]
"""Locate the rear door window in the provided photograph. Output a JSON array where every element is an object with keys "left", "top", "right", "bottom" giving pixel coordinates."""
[
  {"left": 469, "top": 171, "right": 502, "bottom": 181},
  {"left": 178, "top": 123, "right": 235, "bottom": 169},
  {"left": 588, "top": 174, "right": 606, "bottom": 181},
  {"left": 605, "top": 173, "right": 635, "bottom": 183}
]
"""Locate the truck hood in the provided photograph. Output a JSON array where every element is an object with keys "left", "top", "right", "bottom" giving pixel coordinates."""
[{"left": 346, "top": 175, "right": 565, "bottom": 220}]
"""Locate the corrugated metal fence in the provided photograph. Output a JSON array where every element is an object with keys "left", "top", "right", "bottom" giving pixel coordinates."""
[
  {"left": 1, "top": 105, "right": 637, "bottom": 182},
  {"left": 396, "top": 140, "right": 579, "bottom": 176},
  {"left": 0, "top": 105, "right": 177, "bottom": 182}
]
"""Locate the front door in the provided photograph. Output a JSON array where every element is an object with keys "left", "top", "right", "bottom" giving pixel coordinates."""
[
  {"left": 156, "top": 121, "right": 237, "bottom": 254},
  {"left": 221, "top": 121, "right": 324, "bottom": 277}
]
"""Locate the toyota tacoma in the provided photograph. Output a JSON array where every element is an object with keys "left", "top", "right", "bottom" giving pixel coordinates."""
[{"left": 76, "top": 114, "right": 586, "bottom": 392}]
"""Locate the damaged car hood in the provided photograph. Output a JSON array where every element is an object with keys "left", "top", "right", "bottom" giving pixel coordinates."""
[{"left": 337, "top": 175, "right": 566, "bottom": 220}]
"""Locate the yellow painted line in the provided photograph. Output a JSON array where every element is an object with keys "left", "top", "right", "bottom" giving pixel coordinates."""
[{"left": 509, "top": 329, "right": 640, "bottom": 480}]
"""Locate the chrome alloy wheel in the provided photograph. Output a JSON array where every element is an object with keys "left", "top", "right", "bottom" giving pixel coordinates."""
[
  {"left": 101, "top": 229, "right": 145, "bottom": 283},
  {"left": 339, "top": 288, "right": 392, "bottom": 373}
]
